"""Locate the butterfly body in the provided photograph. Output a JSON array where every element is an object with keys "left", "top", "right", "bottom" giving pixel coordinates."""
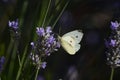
[{"left": 59, "top": 30, "right": 83, "bottom": 55}]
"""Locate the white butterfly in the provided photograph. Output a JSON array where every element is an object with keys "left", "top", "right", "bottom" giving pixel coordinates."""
[{"left": 59, "top": 30, "right": 83, "bottom": 55}]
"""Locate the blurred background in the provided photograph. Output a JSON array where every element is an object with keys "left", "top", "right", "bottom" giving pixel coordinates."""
[{"left": 0, "top": 0, "right": 120, "bottom": 80}]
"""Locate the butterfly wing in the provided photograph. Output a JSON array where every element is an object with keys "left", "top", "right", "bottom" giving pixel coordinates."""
[
  {"left": 62, "top": 30, "right": 83, "bottom": 43},
  {"left": 58, "top": 30, "right": 83, "bottom": 55},
  {"left": 75, "top": 43, "right": 81, "bottom": 52},
  {"left": 61, "top": 37, "right": 76, "bottom": 55},
  {"left": 60, "top": 36, "right": 80, "bottom": 55}
]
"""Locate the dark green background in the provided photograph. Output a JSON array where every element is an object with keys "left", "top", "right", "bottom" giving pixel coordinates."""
[{"left": 0, "top": 0, "right": 120, "bottom": 80}]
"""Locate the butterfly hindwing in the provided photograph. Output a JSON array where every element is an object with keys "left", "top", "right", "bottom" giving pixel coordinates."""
[{"left": 60, "top": 37, "right": 76, "bottom": 55}]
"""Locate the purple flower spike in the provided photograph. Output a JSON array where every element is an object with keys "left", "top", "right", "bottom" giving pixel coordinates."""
[
  {"left": 105, "top": 20, "right": 120, "bottom": 68},
  {"left": 111, "top": 21, "right": 120, "bottom": 30},
  {"left": 30, "top": 26, "right": 60, "bottom": 69}
]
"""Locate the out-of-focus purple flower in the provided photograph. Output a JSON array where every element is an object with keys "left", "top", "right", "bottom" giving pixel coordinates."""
[
  {"left": 37, "top": 75, "right": 45, "bottom": 80},
  {"left": 85, "top": 31, "right": 100, "bottom": 46},
  {"left": 59, "top": 11, "right": 75, "bottom": 28},
  {"left": 1, "top": 0, "right": 16, "bottom": 4},
  {"left": 9, "top": 19, "right": 18, "bottom": 30},
  {"left": 36, "top": 27, "right": 45, "bottom": 36},
  {"left": 110, "top": 21, "right": 120, "bottom": 30},
  {"left": 0, "top": 56, "right": 5, "bottom": 73},
  {"left": 66, "top": 66, "right": 79, "bottom": 80},
  {"left": 30, "top": 26, "right": 60, "bottom": 69}
]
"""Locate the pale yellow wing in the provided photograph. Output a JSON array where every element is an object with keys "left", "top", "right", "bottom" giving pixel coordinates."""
[
  {"left": 62, "top": 30, "right": 83, "bottom": 43},
  {"left": 59, "top": 36, "right": 80, "bottom": 55}
]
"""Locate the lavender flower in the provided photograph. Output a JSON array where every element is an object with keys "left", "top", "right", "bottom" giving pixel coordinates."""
[
  {"left": 0, "top": 56, "right": 5, "bottom": 73},
  {"left": 46, "top": 26, "right": 52, "bottom": 33},
  {"left": 30, "top": 26, "right": 60, "bottom": 69},
  {"left": 110, "top": 21, "right": 120, "bottom": 30},
  {"left": 8, "top": 19, "right": 20, "bottom": 39},
  {"left": 110, "top": 39, "right": 116, "bottom": 47},
  {"left": 41, "top": 62, "right": 47, "bottom": 69},
  {"left": 105, "top": 21, "right": 120, "bottom": 68},
  {"left": 9, "top": 19, "right": 18, "bottom": 30},
  {"left": 36, "top": 27, "right": 45, "bottom": 36}
]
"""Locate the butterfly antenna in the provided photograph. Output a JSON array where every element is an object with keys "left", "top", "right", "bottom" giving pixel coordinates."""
[{"left": 59, "top": 26, "right": 62, "bottom": 35}]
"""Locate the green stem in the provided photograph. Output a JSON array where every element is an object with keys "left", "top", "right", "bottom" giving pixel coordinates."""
[
  {"left": 17, "top": 54, "right": 21, "bottom": 66},
  {"left": 52, "top": 1, "right": 69, "bottom": 29},
  {"left": 7, "top": 40, "right": 19, "bottom": 79},
  {"left": 42, "top": 0, "right": 52, "bottom": 27},
  {"left": 110, "top": 67, "right": 114, "bottom": 80},
  {"left": 4, "top": 38, "right": 14, "bottom": 70},
  {"left": 34, "top": 68, "right": 39, "bottom": 80},
  {"left": 16, "top": 45, "right": 28, "bottom": 80},
  {"left": 6, "top": 38, "right": 14, "bottom": 55},
  {"left": 34, "top": 59, "right": 41, "bottom": 80}
]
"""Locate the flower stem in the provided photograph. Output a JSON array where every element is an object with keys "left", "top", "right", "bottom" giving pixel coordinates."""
[
  {"left": 4, "top": 38, "right": 14, "bottom": 70},
  {"left": 34, "top": 59, "right": 41, "bottom": 80},
  {"left": 34, "top": 68, "right": 39, "bottom": 80},
  {"left": 7, "top": 40, "right": 19, "bottom": 79},
  {"left": 52, "top": 1, "right": 69, "bottom": 29},
  {"left": 16, "top": 45, "right": 28, "bottom": 80},
  {"left": 110, "top": 67, "right": 114, "bottom": 80},
  {"left": 42, "top": 0, "right": 52, "bottom": 27}
]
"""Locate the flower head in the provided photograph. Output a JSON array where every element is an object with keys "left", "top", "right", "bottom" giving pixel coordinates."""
[
  {"left": 8, "top": 19, "right": 20, "bottom": 39},
  {"left": 9, "top": 19, "right": 19, "bottom": 30},
  {"left": 30, "top": 26, "right": 60, "bottom": 69}
]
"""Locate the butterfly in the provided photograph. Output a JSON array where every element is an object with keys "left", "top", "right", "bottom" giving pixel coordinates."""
[{"left": 58, "top": 30, "right": 83, "bottom": 55}]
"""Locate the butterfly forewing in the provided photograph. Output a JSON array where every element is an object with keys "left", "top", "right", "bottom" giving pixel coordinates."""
[{"left": 62, "top": 30, "right": 83, "bottom": 43}]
